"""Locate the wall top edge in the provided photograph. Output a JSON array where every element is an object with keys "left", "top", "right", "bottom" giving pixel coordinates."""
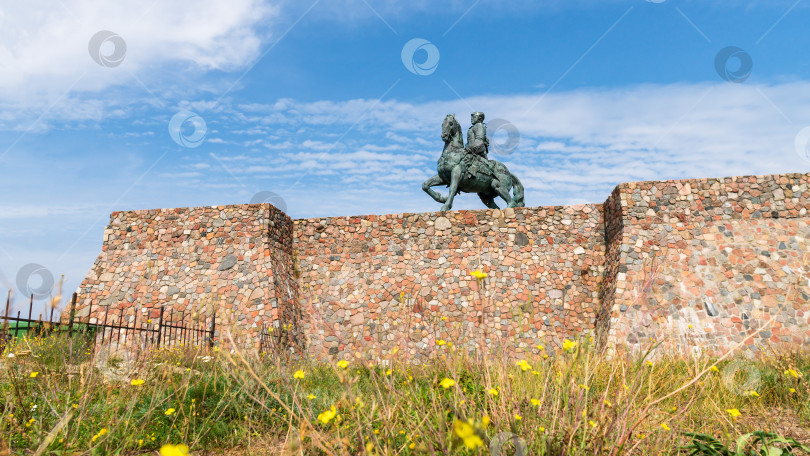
[{"left": 104, "top": 171, "right": 810, "bottom": 223}]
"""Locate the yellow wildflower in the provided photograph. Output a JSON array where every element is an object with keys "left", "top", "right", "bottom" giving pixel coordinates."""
[
  {"left": 131, "top": 379, "right": 145, "bottom": 386},
  {"left": 437, "top": 339, "right": 446, "bottom": 346},
  {"left": 709, "top": 366, "right": 719, "bottom": 373},
  {"left": 488, "top": 388, "right": 498, "bottom": 397},
  {"left": 661, "top": 423, "right": 670, "bottom": 431},
  {"left": 482, "top": 415, "right": 490, "bottom": 428},
  {"left": 589, "top": 420, "right": 596, "bottom": 428},
  {"left": 537, "top": 344, "right": 544, "bottom": 350},
  {"left": 562, "top": 339, "right": 577, "bottom": 352},
  {"left": 293, "top": 370, "right": 305, "bottom": 379},
  {"left": 540, "top": 426, "right": 545, "bottom": 432},
  {"left": 516, "top": 360, "right": 532, "bottom": 371},
  {"left": 785, "top": 369, "right": 800, "bottom": 378},
  {"left": 439, "top": 378, "right": 455, "bottom": 389},
  {"left": 30, "top": 372, "right": 39, "bottom": 378},
  {"left": 165, "top": 408, "right": 176, "bottom": 416},
  {"left": 317, "top": 406, "right": 337, "bottom": 424},
  {"left": 453, "top": 419, "right": 483, "bottom": 449},
  {"left": 470, "top": 270, "right": 488, "bottom": 280},
  {"left": 726, "top": 408, "right": 741, "bottom": 420},
  {"left": 307, "top": 394, "right": 316, "bottom": 400},
  {"left": 91, "top": 428, "right": 108, "bottom": 443},
  {"left": 789, "top": 388, "right": 796, "bottom": 393},
  {"left": 515, "top": 414, "right": 522, "bottom": 421},
  {"left": 746, "top": 390, "right": 760, "bottom": 398},
  {"left": 531, "top": 398, "right": 541, "bottom": 406},
  {"left": 385, "top": 369, "right": 392, "bottom": 376},
  {"left": 159, "top": 444, "right": 190, "bottom": 456},
  {"left": 336, "top": 359, "right": 349, "bottom": 369}
]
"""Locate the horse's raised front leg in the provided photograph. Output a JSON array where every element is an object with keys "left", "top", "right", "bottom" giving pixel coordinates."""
[
  {"left": 440, "top": 166, "right": 462, "bottom": 212},
  {"left": 422, "top": 175, "right": 447, "bottom": 204}
]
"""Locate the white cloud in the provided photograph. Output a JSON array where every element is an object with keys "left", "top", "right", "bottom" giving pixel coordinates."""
[
  {"left": 0, "top": 0, "right": 278, "bottom": 104},
  {"left": 199, "top": 81, "right": 810, "bottom": 208}
]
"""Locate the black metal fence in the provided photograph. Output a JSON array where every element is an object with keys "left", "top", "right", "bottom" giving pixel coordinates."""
[{"left": 1, "top": 292, "right": 216, "bottom": 352}]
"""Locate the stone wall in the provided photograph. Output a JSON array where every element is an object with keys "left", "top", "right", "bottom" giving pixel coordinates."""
[
  {"left": 294, "top": 206, "right": 605, "bottom": 360},
  {"left": 75, "top": 172, "right": 810, "bottom": 358},
  {"left": 606, "top": 173, "right": 810, "bottom": 355},
  {"left": 74, "top": 204, "right": 298, "bottom": 346}
]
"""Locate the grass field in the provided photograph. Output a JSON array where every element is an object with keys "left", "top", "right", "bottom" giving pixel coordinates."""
[{"left": 0, "top": 324, "right": 808, "bottom": 455}]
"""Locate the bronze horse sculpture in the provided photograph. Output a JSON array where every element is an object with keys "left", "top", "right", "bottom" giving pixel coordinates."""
[{"left": 422, "top": 114, "right": 525, "bottom": 211}]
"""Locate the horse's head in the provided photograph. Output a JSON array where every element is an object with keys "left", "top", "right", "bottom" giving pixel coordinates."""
[{"left": 441, "top": 114, "right": 459, "bottom": 142}]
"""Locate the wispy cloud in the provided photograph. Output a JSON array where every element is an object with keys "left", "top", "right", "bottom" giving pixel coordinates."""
[{"left": 123, "top": 80, "right": 810, "bottom": 212}]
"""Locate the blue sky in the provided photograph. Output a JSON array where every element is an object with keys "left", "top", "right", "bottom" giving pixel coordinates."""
[{"left": 2, "top": 0, "right": 810, "bottom": 313}]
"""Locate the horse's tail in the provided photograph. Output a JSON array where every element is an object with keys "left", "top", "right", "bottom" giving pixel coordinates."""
[{"left": 510, "top": 172, "right": 525, "bottom": 207}]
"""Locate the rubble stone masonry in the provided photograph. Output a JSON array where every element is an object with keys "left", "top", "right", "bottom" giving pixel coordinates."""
[{"left": 76, "top": 172, "right": 810, "bottom": 358}]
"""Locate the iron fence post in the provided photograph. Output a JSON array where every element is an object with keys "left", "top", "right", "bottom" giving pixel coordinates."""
[
  {"left": 157, "top": 306, "right": 165, "bottom": 347},
  {"left": 208, "top": 311, "right": 216, "bottom": 349}
]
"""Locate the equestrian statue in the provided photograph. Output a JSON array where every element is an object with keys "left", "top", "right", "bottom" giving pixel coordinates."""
[{"left": 422, "top": 112, "right": 525, "bottom": 211}]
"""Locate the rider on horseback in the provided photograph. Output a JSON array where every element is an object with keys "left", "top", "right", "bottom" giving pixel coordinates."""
[
  {"left": 464, "top": 112, "right": 494, "bottom": 179},
  {"left": 423, "top": 113, "right": 525, "bottom": 211},
  {"left": 465, "top": 112, "right": 489, "bottom": 158}
]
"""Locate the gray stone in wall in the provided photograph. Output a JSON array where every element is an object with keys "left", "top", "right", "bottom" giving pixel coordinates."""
[
  {"left": 704, "top": 297, "right": 719, "bottom": 317},
  {"left": 217, "top": 254, "right": 238, "bottom": 271}
]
